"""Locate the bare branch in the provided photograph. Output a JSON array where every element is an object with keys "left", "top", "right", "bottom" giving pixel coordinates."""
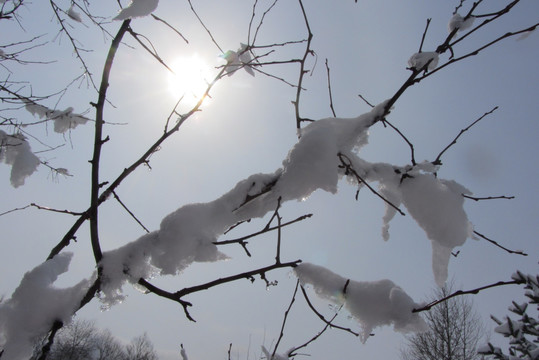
[
  {"left": 325, "top": 58, "right": 337, "bottom": 117},
  {"left": 338, "top": 153, "right": 406, "bottom": 216},
  {"left": 418, "top": 18, "right": 432, "bottom": 52},
  {"left": 299, "top": 285, "right": 360, "bottom": 337},
  {"left": 150, "top": 14, "right": 189, "bottom": 44},
  {"left": 272, "top": 280, "right": 300, "bottom": 358},
  {"left": 413, "top": 278, "right": 523, "bottom": 313},
  {"left": 112, "top": 190, "right": 150, "bottom": 233},
  {"left": 187, "top": 0, "right": 223, "bottom": 53},
  {"left": 473, "top": 230, "right": 528, "bottom": 256},
  {"left": 434, "top": 106, "right": 498, "bottom": 165},
  {"left": 463, "top": 194, "right": 515, "bottom": 201}
]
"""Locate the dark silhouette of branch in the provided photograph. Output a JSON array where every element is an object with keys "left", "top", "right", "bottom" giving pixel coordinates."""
[
  {"left": 112, "top": 190, "right": 150, "bottom": 233},
  {"left": 433, "top": 106, "right": 498, "bottom": 165},
  {"left": 249, "top": 0, "right": 279, "bottom": 46},
  {"left": 299, "top": 285, "right": 360, "bottom": 337},
  {"left": 338, "top": 153, "right": 406, "bottom": 216},
  {"left": 381, "top": 118, "right": 416, "bottom": 166},
  {"left": 126, "top": 27, "right": 174, "bottom": 73},
  {"left": 473, "top": 230, "right": 528, "bottom": 256},
  {"left": 150, "top": 14, "right": 189, "bottom": 44},
  {"left": 272, "top": 280, "right": 300, "bottom": 358},
  {"left": 90, "top": 19, "right": 131, "bottom": 264},
  {"left": 357, "top": 94, "right": 374, "bottom": 108},
  {"left": 49, "top": 0, "right": 98, "bottom": 92},
  {"left": 293, "top": 0, "right": 314, "bottom": 131},
  {"left": 463, "top": 194, "right": 515, "bottom": 201},
  {"left": 425, "top": 22, "right": 539, "bottom": 81},
  {"left": 214, "top": 214, "right": 313, "bottom": 250},
  {"left": 418, "top": 18, "right": 432, "bottom": 52},
  {"left": 136, "top": 260, "right": 302, "bottom": 322},
  {"left": 0, "top": 204, "right": 30, "bottom": 217},
  {"left": 325, "top": 58, "right": 337, "bottom": 117},
  {"left": 30, "top": 203, "right": 83, "bottom": 216},
  {"left": 413, "top": 279, "right": 522, "bottom": 313},
  {"left": 187, "top": 0, "right": 223, "bottom": 53}
]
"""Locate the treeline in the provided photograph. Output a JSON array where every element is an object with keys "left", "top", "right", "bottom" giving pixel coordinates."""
[{"left": 32, "top": 320, "right": 158, "bottom": 360}]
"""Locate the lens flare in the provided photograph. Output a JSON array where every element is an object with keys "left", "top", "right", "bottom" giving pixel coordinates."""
[{"left": 167, "top": 54, "right": 213, "bottom": 106}]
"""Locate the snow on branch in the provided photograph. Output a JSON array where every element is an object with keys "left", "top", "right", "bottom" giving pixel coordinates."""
[
  {"left": 294, "top": 263, "right": 427, "bottom": 343},
  {"left": 0, "top": 130, "right": 40, "bottom": 187},
  {"left": 24, "top": 102, "right": 89, "bottom": 134},
  {"left": 0, "top": 253, "right": 93, "bottom": 359}
]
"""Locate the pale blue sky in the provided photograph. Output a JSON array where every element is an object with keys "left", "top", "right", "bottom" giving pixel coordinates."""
[{"left": 1, "top": 1, "right": 538, "bottom": 359}]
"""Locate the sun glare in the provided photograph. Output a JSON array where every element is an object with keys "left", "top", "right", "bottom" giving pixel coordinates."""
[{"left": 167, "top": 54, "right": 214, "bottom": 106}]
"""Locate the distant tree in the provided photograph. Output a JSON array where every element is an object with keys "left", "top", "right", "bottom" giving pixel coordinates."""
[
  {"left": 401, "top": 283, "right": 486, "bottom": 360},
  {"left": 46, "top": 320, "right": 97, "bottom": 360},
  {"left": 125, "top": 333, "right": 158, "bottom": 360},
  {"left": 33, "top": 319, "right": 156, "bottom": 360},
  {"left": 478, "top": 272, "right": 539, "bottom": 359}
]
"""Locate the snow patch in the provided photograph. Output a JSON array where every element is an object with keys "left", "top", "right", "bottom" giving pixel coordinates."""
[
  {"left": 25, "top": 102, "right": 89, "bottom": 134},
  {"left": 0, "top": 253, "right": 93, "bottom": 360},
  {"left": 113, "top": 0, "right": 159, "bottom": 21},
  {"left": 408, "top": 52, "right": 439, "bottom": 71},
  {"left": 448, "top": 13, "right": 475, "bottom": 33},
  {"left": 295, "top": 263, "right": 427, "bottom": 342},
  {"left": 0, "top": 130, "right": 40, "bottom": 187}
]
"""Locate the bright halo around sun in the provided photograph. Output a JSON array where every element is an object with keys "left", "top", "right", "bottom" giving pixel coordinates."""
[{"left": 167, "top": 54, "right": 214, "bottom": 106}]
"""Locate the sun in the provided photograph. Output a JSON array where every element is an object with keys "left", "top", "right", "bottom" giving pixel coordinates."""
[{"left": 167, "top": 54, "right": 214, "bottom": 106}]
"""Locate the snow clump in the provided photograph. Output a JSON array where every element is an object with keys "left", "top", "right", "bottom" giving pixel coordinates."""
[
  {"left": 0, "top": 130, "right": 40, "bottom": 187},
  {"left": 25, "top": 102, "right": 89, "bottom": 134},
  {"left": 448, "top": 13, "right": 475, "bottom": 33},
  {"left": 0, "top": 253, "right": 93, "bottom": 360},
  {"left": 295, "top": 262, "right": 427, "bottom": 342},
  {"left": 408, "top": 52, "right": 439, "bottom": 71},
  {"left": 113, "top": 0, "right": 159, "bottom": 21},
  {"left": 223, "top": 43, "right": 255, "bottom": 76}
]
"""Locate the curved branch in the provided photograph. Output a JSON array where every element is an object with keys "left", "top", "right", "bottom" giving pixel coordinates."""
[{"left": 413, "top": 279, "right": 522, "bottom": 313}]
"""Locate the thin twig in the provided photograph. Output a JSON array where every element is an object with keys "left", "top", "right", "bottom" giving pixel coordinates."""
[
  {"left": 151, "top": 14, "right": 189, "bottom": 44},
  {"left": 112, "top": 190, "right": 150, "bottom": 233},
  {"left": 272, "top": 280, "right": 300, "bottom": 358},
  {"left": 413, "top": 279, "right": 522, "bottom": 313},
  {"left": 187, "top": 0, "right": 223, "bottom": 53},
  {"left": 357, "top": 94, "right": 374, "bottom": 108},
  {"left": 434, "top": 106, "right": 498, "bottom": 165},
  {"left": 463, "top": 194, "right": 515, "bottom": 201},
  {"left": 325, "top": 58, "right": 336, "bottom": 117},
  {"left": 418, "top": 18, "right": 431, "bottom": 52},
  {"left": 381, "top": 118, "right": 416, "bottom": 166},
  {"left": 473, "top": 230, "right": 528, "bottom": 256},
  {"left": 30, "top": 203, "right": 83, "bottom": 216},
  {"left": 293, "top": 0, "right": 314, "bottom": 131},
  {"left": 214, "top": 214, "right": 312, "bottom": 247},
  {"left": 338, "top": 153, "right": 406, "bottom": 216},
  {"left": 0, "top": 204, "right": 30, "bottom": 217},
  {"left": 300, "top": 285, "right": 360, "bottom": 337}
]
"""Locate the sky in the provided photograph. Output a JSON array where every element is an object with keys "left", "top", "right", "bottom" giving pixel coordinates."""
[{"left": 1, "top": 0, "right": 538, "bottom": 359}]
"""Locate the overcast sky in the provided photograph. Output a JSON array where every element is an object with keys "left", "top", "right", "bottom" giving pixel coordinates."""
[{"left": 1, "top": 1, "right": 538, "bottom": 359}]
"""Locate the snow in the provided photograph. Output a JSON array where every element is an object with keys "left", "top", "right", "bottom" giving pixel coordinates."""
[
  {"left": 113, "top": 0, "right": 159, "bottom": 21},
  {"left": 261, "top": 346, "right": 290, "bottom": 360},
  {"left": 223, "top": 43, "right": 255, "bottom": 77},
  {"left": 67, "top": 5, "right": 83, "bottom": 23},
  {"left": 294, "top": 262, "right": 427, "bottom": 342},
  {"left": 448, "top": 13, "right": 475, "bottom": 33},
  {"left": 407, "top": 52, "right": 439, "bottom": 71},
  {"left": 0, "top": 130, "right": 40, "bottom": 188},
  {"left": 25, "top": 102, "right": 89, "bottom": 134},
  {"left": 100, "top": 100, "right": 468, "bottom": 304},
  {"left": 0, "top": 253, "right": 93, "bottom": 360}
]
